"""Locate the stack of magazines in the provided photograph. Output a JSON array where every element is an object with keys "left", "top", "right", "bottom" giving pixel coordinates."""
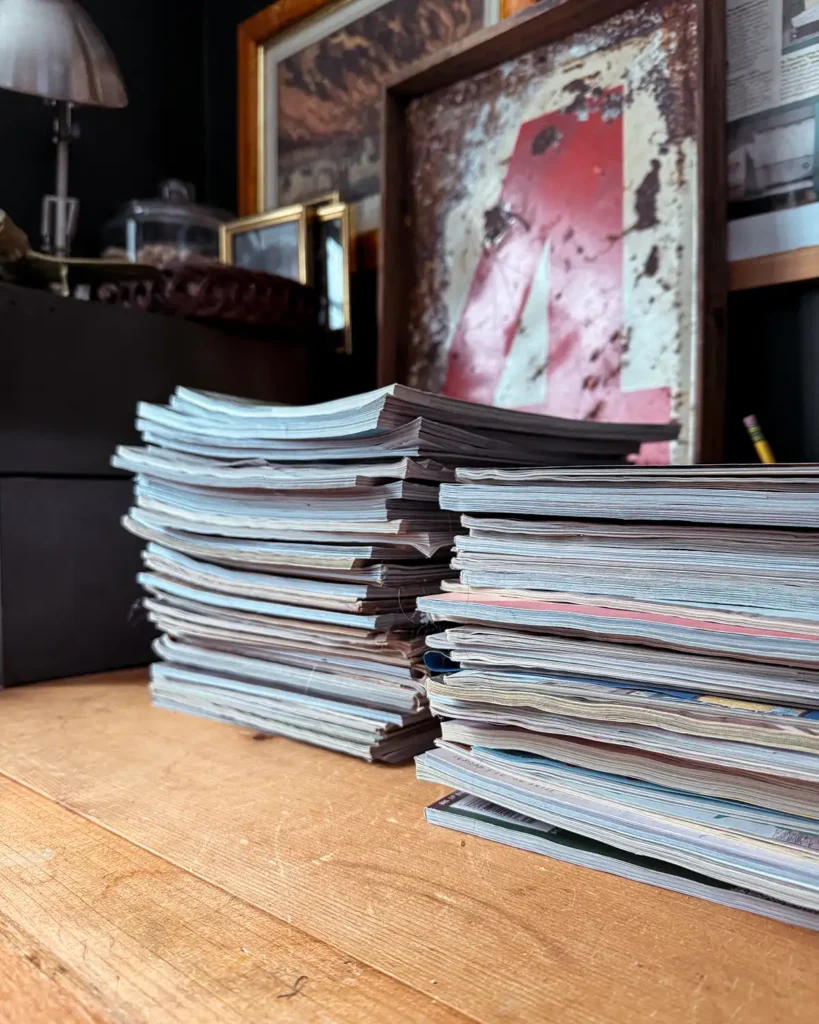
[
  {"left": 114, "top": 387, "right": 672, "bottom": 762},
  {"left": 417, "top": 466, "right": 819, "bottom": 928}
]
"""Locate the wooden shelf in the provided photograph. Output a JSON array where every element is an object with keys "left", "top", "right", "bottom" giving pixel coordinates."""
[
  {"left": 730, "top": 246, "right": 819, "bottom": 292},
  {"left": 0, "top": 673, "right": 817, "bottom": 1022}
]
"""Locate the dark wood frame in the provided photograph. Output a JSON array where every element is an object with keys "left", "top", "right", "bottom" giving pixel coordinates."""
[{"left": 378, "top": 0, "right": 727, "bottom": 463}]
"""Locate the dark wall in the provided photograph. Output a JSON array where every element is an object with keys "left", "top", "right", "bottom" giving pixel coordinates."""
[
  {"left": 726, "top": 281, "right": 819, "bottom": 464},
  {"left": 0, "top": 0, "right": 207, "bottom": 256},
  {"left": 203, "top": 0, "right": 268, "bottom": 213}
]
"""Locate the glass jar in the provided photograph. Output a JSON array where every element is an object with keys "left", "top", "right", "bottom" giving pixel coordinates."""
[{"left": 102, "top": 180, "right": 232, "bottom": 265}]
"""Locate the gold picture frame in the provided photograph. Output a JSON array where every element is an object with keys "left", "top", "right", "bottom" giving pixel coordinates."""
[
  {"left": 314, "top": 200, "right": 354, "bottom": 355},
  {"left": 219, "top": 204, "right": 309, "bottom": 284},
  {"left": 238, "top": 0, "right": 504, "bottom": 219},
  {"left": 304, "top": 190, "right": 341, "bottom": 210}
]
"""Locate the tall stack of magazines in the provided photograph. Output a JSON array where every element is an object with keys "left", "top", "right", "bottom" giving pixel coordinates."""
[
  {"left": 113, "top": 387, "right": 672, "bottom": 762},
  {"left": 418, "top": 466, "right": 819, "bottom": 929}
]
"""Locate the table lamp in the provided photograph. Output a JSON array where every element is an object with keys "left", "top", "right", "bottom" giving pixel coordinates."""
[{"left": 0, "top": 0, "right": 128, "bottom": 256}]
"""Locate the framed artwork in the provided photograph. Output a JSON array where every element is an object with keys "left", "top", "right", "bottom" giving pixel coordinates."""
[
  {"left": 220, "top": 205, "right": 309, "bottom": 283},
  {"left": 314, "top": 201, "right": 354, "bottom": 354},
  {"left": 238, "top": 0, "right": 512, "bottom": 232},
  {"left": 379, "top": 0, "right": 727, "bottom": 465},
  {"left": 727, "top": 0, "right": 819, "bottom": 288}
]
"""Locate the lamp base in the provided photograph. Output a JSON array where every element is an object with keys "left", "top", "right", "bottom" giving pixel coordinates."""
[
  {"left": 41, "top": 192, "right": 79, "bottom": 258},
  {"left": 40, "top": 100, "right": 80, "bottom": 258}
]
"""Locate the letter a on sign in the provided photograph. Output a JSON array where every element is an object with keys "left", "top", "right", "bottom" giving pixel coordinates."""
[{"left": 442, "top": 89, "right": 671, "bottom": 463}]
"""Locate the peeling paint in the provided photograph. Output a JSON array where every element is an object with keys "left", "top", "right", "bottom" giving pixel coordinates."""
[
  {"left": 586, "top": 399, "right": 606, "bottom": 421},
  {"left": 483, "top": 202, "right": 531, "bottom": 248},
  {"left": 602, "top": 91, "right": 625, "bottom": 121},
  {"left": 531, "top": 125, "right": 563, "bottom": 154},
  {"left": 405, "top": 0, "right": 700, "bottom": 463},
  {"left": 635, "top": 159, "right": 662, "bottom": 230},
  {"left": 644, "top": 244, "right": 661, "bottom": 277}
]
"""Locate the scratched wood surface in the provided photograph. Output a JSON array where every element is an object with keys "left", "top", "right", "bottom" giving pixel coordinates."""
[
  {"left": 0, "top": 676, "right": 818, "bottom": 1024},
  {"left": 0, "top": 917, "right": 108, "bottom": 1024},
  {"left": 0, "top": 775, "right": 466, "bottom": 1024}
]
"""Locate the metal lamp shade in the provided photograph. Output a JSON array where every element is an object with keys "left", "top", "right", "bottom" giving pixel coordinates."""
[{"left": 0, "top": 0, "right": 127, "bottom": 107}]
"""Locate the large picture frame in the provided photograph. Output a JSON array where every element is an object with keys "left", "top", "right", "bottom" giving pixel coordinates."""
[
  {"left": 237, "top": 0, "right": 529, "bottom": 232},
  {"left": 379, "top": 0, "right": 727, "bottom": 465}
]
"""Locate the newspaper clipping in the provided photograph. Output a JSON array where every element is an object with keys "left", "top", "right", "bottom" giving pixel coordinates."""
[{"left": 728, "top": 0, "right": 819, "bottom": 219}]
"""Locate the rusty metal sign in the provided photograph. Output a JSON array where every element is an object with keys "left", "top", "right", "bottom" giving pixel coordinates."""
[{"left": 403, "top": 0, "right": 705, "bottom": 463}]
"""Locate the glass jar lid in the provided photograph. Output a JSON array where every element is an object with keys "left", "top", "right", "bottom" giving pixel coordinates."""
[{"left": 109, "top": 180, "right": 232, "bottom": 231}]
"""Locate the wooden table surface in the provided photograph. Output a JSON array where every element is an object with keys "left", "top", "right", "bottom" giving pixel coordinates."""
[{"left": 0, "top": 672, "right": 817, "bottom": 1024}]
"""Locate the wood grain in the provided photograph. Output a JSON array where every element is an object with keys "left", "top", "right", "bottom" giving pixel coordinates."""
[
  {"left": 729, "top": 247, "right": 819, "bottom": 292},
  {"left": 0, "top": 772, "right": 467, "bottom": 1024},
  {"left": 0, "top": 916, "right": 108, "bottom": 1024},
  {"left": 1, "top": 676, "right": 817, "bottom": 1024},
  {"left": 383, "top": 0, "right": 634, "bottom": 99},
  {"left": 502, "top": 0, "right": 538, "bottom": 12}
]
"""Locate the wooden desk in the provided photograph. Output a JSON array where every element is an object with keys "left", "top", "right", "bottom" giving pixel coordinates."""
[{"left": 0, "top": 673, "right": 816, "bottom": 1023}]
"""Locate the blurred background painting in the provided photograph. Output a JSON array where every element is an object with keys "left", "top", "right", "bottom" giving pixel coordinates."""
[{"left": 263, "top": 0, "right": 489, "bottom": 229}]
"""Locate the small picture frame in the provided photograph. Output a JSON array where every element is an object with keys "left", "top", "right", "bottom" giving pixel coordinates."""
[
  {"left": 313, "top": 201, "right": 354, "bottom": 355},
  {"left": 304, "top": 190, "right": 341, "bottom": 210},
  {"left": 220, "top": 204, "right": 309, "bottom": 283}
]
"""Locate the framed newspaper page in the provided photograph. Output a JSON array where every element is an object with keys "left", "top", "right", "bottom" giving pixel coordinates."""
[{"left": 728, "top": 0, "right": 819, "bottom": 287}]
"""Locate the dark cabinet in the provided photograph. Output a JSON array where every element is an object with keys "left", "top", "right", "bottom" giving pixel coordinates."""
[{"left": 0, "top": 283, "right": 312, "bottom": 684}]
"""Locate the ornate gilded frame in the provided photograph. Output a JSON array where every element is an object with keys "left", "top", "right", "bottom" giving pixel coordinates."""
[{"left": 237, "top": 0, "right": 520, "bottom": 220}]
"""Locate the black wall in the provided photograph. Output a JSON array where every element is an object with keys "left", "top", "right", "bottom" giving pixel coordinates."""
[
  {"left": 203, "top": 0, "right": 268, "bottom": 213},
  {"left": 0, "top": 0, "right": 207, "bottom": 256},
  {"left": 726, "top": 282, "right": 819, "bottom": 464}
]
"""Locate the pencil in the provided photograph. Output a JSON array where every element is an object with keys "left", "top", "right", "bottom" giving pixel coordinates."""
[{"left": 743, "top": 414, "right": 776, "bottom": 465}]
